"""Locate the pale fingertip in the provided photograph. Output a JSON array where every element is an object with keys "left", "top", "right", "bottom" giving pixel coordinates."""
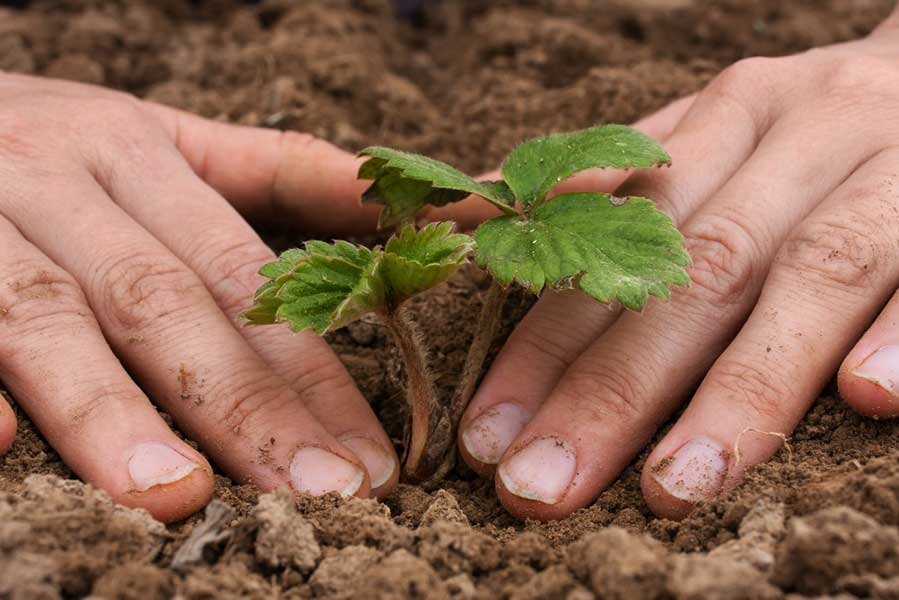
[
  {"left": 119, "top": 455, "right": 215, "bottom": 524},
  {"left": 461, "top": 402, "right": 532, "bottom": 466},
  {"left": 643, "top": 437, "right": 729, "bottom": 520},
  {"left": 649, "top": 437, "right": 728, "bottom": 503},
  {"left": 839, "top": 355, "right": 899, "bottom": 419},
  {"left": 496, "top": 436, "right": 576, "bottom": 506},
  {"left": 337, "top": 434, "right": 397, "bottom": 493},
  {"left": 849, "top": 345, "right": 899, "bottom": 402},
  {"left": 128, "top": 442, "right": 200, "bottom": 492},
  {"left": 0, "top": 397, "right": 16, "bottom": 455},
  {"left": 289, "top": 446, "right": 367, "bottom": 498}
]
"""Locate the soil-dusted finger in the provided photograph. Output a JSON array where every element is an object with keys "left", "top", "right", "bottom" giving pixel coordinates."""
[
  {"left": 0, "top": 215, "right": 212, "bottom": 522},
  {"left": 458, "top": 289, "right": 619, "bottom": 476},
  {"left": 839, "top": 289, "right": 899, "bottom": 418},
  {"left": 459, "top": 69, "right": 783, "bottom": 478},
  {"left": 493, "top": 99, "right": 888, "bottom": 520},
  {"left": 141, "top": 101, "right": 380, "bottom": 235},
  {"left": 644, "top": 149, "right": 899, "bottom": 518},
  {"left": 91, "top": 139, "right": 398, "bottom": 497},
  {"left": 0, "top": 393, "right": 16, "bottom": 456},
  {"left": 0, "top": 169, "right": 371, "bottom": 500}
]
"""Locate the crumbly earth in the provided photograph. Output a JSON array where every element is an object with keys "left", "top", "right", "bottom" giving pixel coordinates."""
[{"left": 1, "top": 1, "right": 898, "bottom": 598}]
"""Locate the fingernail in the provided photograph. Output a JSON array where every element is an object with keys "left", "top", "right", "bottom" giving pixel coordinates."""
[
  {"left": 462, "top": 402, "right": 532, "bottom": 465},
  {"left": 651, "top": 437, "right": 728, "bottom": 503},
  {"left": 497, "top": 436, "right": 576, "bottom": 504},
  {"left": 338, "top": 435, "right": 396, "bottom": 489},
  {"left": 290, "top": 446, "right": 365, "bottom": 497},
  {"left": 128, "top": 442, "right": 198, "bottom": 492},
  {"left": 853, "top": 345, "right": 899, "bottom": 397}
]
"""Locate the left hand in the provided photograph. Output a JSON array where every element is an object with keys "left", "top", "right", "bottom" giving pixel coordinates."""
[{"left": 456, "top": 11, "right": 899, "bottom": 520}]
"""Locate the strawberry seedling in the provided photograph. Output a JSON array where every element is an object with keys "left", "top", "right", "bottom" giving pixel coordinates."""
[{"left": 243, "top": 125, "right": 691, "bottom": 482}]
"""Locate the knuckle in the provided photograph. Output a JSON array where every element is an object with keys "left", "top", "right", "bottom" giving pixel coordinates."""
[
  {"left": 509, "top": 320, "right": 577, "bottom": 371},
  {"left": 682, "top": 214, "right": 759, "bottom": 307},
  {"left": 710, "top": 358, "right": 791, "bottom": 422},
  {"left": 0, "top": 101, "right": 52, "bottom": 163},
  {"left": 821, "top": 54, "right": 896, "bottom": 99},
  {"left": 289, "top": 356, "right": 356, "bottom": 400},
  {"left": 80, "top": 94, "right": 146, "bottom": 133},
  {"left": 217, "top": 374, "right": 295, "bottom": 435},
  {"left": 96, "top": 252, "right": 207, "bottom": 332},
  {"left": 705, "top": 57, "right": 781, "bottom": 106},
  {"left": 563, "top": 363, "right": 648, "bottom": 423},
  {"left": 0, "top": 261, "right": 90, "bottom": 340},
  {"left": 205, "top": 240, "right": 274, "bottom": 317},
  {"left": 280, "top": 130, "right": 327, "bottom": 155},
  {"left": 777, "top": 215, "right": 884, "bottom": 292},
  {"left": 62, "top": 383, "right": 134, "bottom": 430}
]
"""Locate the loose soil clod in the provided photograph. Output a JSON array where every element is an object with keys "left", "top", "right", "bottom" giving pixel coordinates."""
[{"left": 1, "top": 1, "right": 898, "bottom": 599}]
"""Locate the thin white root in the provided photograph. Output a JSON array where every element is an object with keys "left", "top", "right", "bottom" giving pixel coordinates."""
[{"left": 733, "top": 427, "right": 793, "bottom": 466}]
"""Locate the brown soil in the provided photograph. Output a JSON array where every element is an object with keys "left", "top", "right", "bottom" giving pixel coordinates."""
[{"left": 2, "top": 1, "right": 898, "bottom": 599}]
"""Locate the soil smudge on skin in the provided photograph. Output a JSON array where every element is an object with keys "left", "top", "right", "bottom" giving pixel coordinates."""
[{"left": 1, "top": 1, "right": 897, "bottom": 598}]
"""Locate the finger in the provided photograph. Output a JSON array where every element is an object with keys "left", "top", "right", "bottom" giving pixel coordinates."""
[
  {"left": 460, "top": 59, "right": 788, "bottom": 476},
  {"left": 2, "top": 166, "right": 371, "bottom": 499},
  {"left": 0, "top": 394, "right": 15, "bottom": 456},
  {"left": 492, "top": 96, "right": 887, "bottom": 520},
  {"left": 94, "top": 132, "right": 398, "bottom": 496},
  {"left": 0, "top": 215, "right": 212, "bottom": 522},
  {"left": 427, "top": 94, "right": 697, "bottom": 230},
  {"left": 643, "top": 148, "right": 899, "bottom": 518},
  {"left": 839, "top": 288, "right": 899, "bottom": 418},
  {"left": 141, "top": 101, "right": 380, "bottom": 235}
]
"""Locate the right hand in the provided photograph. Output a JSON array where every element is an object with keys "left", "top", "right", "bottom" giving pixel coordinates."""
[{"left": 0, "top": 72, "right": 402, "bottom": 522}]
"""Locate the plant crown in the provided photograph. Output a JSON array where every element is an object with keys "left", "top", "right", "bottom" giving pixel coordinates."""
[{"left": 244, "top": 124, "right": 690, "bottom": 330}]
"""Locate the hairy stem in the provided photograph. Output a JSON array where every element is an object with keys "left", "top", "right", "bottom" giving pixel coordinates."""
[
  {"left": 380, "top": 305, "right": 439, "bottom": 481},
  {"left": 423, "top": 278, "right": 507, "bottom": 484},
  {"left": 451, "top": 278, "right": 507, "bottom": 426}
]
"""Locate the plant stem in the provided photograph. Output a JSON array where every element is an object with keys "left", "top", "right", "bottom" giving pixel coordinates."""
[
  {"left": 423, "top": 277, "right": 507, "bottom": 484},
  {"left": 450, "top": 277, "right": 507, "bottom": 426},
  {"left": 380, "top": 305, "right": 438, "bottom": 481}
]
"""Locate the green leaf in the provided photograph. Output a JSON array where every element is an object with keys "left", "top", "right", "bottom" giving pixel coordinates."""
[
  {"left": 243, "top": 223, "right": 473, "bottom": 334},
  {"left": 359, "top": 147, "right": 516, "bottom": 228},
  {"left": 383, "top": 222, "right": 475, "bottom": 302},
  {"left": 474, "top": 193, "right": 690, "bottom": 310},
  {"left": 501, "top": 125, "right": 671, "bottom": 208},
  {"left": 244, "top": 242, "right": 386, "bottom": 334}
]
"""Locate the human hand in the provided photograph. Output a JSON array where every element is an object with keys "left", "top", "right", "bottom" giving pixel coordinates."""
[
  {"left": 457, "top": 9, "right": 899, "bottom": 520},
  {"left": 0, "top": 72, "right": 400, "bottom": 522}
]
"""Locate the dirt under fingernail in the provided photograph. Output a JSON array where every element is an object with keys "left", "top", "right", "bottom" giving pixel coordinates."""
[{"left": 2, "top": 2, "right": 898, "bottom": 599}]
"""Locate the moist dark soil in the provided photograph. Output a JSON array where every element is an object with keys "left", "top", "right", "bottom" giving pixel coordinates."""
[{"left": 2, "top": 1, "right": 898, "bottom": 599}]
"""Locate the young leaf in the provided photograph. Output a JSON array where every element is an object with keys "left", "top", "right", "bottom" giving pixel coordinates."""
[
  {"left": 245, "top": 241, "right": 387, "bottom": 334},
  {"left": 243, "top": 224, "right": 473, "bottom": 334},
  {"left": 501, "top": 125, "right": 671, "bottom": 208},
  {"left": 383, "top": 222, "right": 475, "bottom": 302},
  {"left": 359, "top": 147, "right": 516, "bottom": 227},
  {"left": 474, "top": 193, "right": 690, "bottom": 310}
]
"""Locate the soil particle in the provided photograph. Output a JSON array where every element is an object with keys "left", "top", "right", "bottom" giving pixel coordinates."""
[
  {"left": 309, "top": 544, "right": 382, "bottom": 597},
  {"left": 91, "top": 563, "right": 177, "bottom": 600},
  {"left": 251, "top": 489, "right": 321, "bottom": 573},
  {"left": 362, "top": 549, "right": 448, "bottom": 600},
  {"left": 772, "top": 506, "right": 899, "bottom": 595},
  {"left": 0, "top": 475, "right": 166, "bottom": 598},
  {"left": 508, "top": 564, "right": 593, "bottom": 600},
  {"left": 567, "top": 527, "right": 669, "bottom": 599},
  {"left": 416, "top": 520, "right": 502, "bottom": 578},
  {"left": 667, "top": 554, "right": 782, "bottom": 600},
  {"left": 418, "top": 489, "right": 470, "bottom": 528}
]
